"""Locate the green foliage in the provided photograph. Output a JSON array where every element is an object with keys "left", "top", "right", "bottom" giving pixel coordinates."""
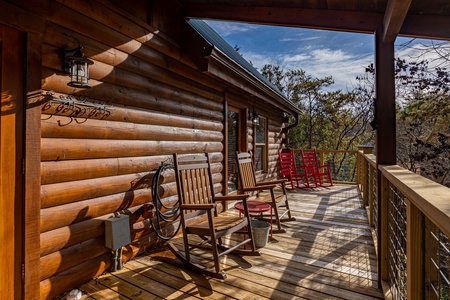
[
  {"left": 261, "top": 64, "right": 374, "bottom": 152},
  {"left": 394, "top": 59, "right": 450, "bottom": 186}
]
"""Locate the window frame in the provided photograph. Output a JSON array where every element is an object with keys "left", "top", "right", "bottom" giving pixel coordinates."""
[{"left": 254, "top": 115, "right": 268, "bottom": 173}]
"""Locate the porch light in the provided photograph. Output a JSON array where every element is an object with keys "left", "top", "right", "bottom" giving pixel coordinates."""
[
  {"left": 249, "top": 109, "right": 259, "bottom": 125},
  {"left": 64, "top": 46, "right": 93, "bottom": 88}
]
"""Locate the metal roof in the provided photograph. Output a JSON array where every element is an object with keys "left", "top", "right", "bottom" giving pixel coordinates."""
[{"left": 188, "top": 19, "right": 289, "bottom": 101}]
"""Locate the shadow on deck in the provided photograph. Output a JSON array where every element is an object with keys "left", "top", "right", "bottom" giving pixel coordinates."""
[{"left": 79, "top": 184, "right": 384, "bottom": 299}]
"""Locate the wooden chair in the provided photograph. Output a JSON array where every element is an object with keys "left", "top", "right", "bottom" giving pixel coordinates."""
[
  {"left": 298, "top": 149, "right": 333, "bottom": 187},
  {"left": 168, "top": 153, "right": 260, "bottom": 280},
  {"left": 236, "top": 151, "right": 295, "bottom": 234},
  {"left": 278, "top": 148, "right": 307, "bottom": 189}
]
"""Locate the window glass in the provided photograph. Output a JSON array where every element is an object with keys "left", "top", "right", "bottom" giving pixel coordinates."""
[
  {"left": 255, "top": 116, "right": 267, "bottom": 172},
  {"left": 227, "top": 111, "right": 239, "bottom": 192}
]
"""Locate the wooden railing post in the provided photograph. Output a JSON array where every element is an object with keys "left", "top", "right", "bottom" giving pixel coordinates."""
[
  {"left": 356, "top": 151, "right": 361, "bottom": 186},
  {"left": 407, "top": 200, "right": 423, "bottom": 299},
  {"left": 358, "top": 145, "right": 373, "bottom": 202},
  {"left": 319, "top": 151, "right": 324, "bottom": 167},
  {"left": 362, "top": 159, "right": 369, "bottom": 206}
]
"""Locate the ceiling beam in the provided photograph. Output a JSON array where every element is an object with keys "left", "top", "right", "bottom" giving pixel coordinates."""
[
  {"left": 184, "top": 4, "right": 383, "bottom": 33},
  {"left": 382, "top": 0, "right": 412, "bottom": 42},
  {"left": 400, "top": 15, "right": 450, "bottom": 40},
  {"left": 184, "top": 3, "right": 450, "bottom": 40}
]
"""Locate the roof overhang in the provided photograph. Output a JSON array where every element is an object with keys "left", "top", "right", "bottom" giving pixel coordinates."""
[
  {"left": 205, "top": 47, "right": 301, "bottom": 115},
  {"left": 181, "top": 1, "right": 450, "bottom": 42},
  {"left": 183, "top": 19, "right": 301, "bottom": 116}
]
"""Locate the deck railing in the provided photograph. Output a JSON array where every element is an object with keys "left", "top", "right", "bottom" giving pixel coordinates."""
[
  {"left": 315, "top": 149, "right": 359, "bottom": 184},
  {"left": 357, "top": 150, "right": 450, "bottom": 300}
]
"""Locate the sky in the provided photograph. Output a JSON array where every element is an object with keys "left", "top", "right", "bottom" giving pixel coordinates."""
[{"left": 204, "top": 20, "right": 441, "bottom": 92}]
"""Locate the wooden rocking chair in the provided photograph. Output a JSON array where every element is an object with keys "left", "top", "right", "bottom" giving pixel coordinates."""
[
  {"left": 278, "top": 148, "right": 307, "bottom": 189},
  {"left": 236, "top": 151, "right": 295, "bottom": 234},
  {"left": 298, "top": 149, "right": 333, "bottom": 188},
  {"left": 168, "top": 153, "right": 260, "bottom": 280}
]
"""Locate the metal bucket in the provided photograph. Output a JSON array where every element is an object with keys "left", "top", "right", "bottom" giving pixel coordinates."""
[{"left": 251, "top": 219, "right": 270, "bottom": 248}]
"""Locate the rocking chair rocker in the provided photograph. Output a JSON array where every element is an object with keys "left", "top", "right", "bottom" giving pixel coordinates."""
[{"left": 168, "top": 153, "right": 260, "bottom": 280}]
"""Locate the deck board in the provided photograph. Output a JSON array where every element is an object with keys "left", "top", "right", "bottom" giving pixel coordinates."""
[{"left": 78, "top": 184, "right": 384, "bottom": 299}]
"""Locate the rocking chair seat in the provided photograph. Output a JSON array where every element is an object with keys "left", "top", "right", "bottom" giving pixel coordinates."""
[{"left": 186, "top": 215, "right": 248, "bottom": 235}]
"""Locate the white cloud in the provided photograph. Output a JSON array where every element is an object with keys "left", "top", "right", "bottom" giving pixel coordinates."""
[
  {"left": 280, "top": 36, "right": 321, "bottom": 42},
  {"left": 204, "top": 20, "right": 258, "bottom": 36},
  {"left": 242, "top": 47, "right": 373, "bottom": 91},
  {"left": 283, "top": 54, "right": 310, "bottom": 62}
]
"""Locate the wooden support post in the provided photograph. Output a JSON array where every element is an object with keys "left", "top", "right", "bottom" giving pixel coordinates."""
[
  {"left": 375, "top": 29, "right": 396, "bottom": 290},
  {"left": 24, "top": 32, "right": 43, "bottom": 300},
  {"left": 406, "top": 199, "right": 423, "bottom": 299}
]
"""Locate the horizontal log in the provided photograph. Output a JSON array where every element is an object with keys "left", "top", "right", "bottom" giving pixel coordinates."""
[
  {"left": 40, "top": 216, "right": 107, "bottom": 257},
  {"left": 41, "top": 94, "right": 223, "bottom": 131},
  {"left": 42, "top": 44, "right": 223, "bottom": 113},
  {"left": 50, "top": 0, "right": 229, "bottom": 94},
  {"left": 41, "top": 116, "right": 223, "bottom": 141},
  {"left": 50, "top": 0, "right": 194, "bottom": 72},
  {"left": 40, "top": 236, "right": 107, "bottom": 281},
  {"left": 40, "top": 253, "right": 111, "bottom": 300},
  {"left": 40, "top": 187, "right": 153, "bottom": 232},
  {"left": 42, "top": 163, "right": 224, "bottom": 208},
  {"left": 41, "top": 171, "right": 158, "bottom": 208},
  {"left": 42, "top": 73, "right": 224, "bottom": 123},
  {"left": 41, "top": 155, "right": 167, "bottom": 185},
  {"left": 40, "top": 217, "right": 182, "bottom": 281},
  {"left": 41, "top": 153, "right": 223, "bottom": 184},
  {"left": 40, "top": 175, "right": 223, "bottom": 232},
  {"left": 41, "top": 138, "right": 223, "bottom": 161},
  {"left": 39, "top": 203, "right": 153, "bottom": 257}
]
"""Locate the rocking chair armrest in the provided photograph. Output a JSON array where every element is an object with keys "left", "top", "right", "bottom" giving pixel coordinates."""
[
  {"left": 243, "top": 184, "right": 276, "bottom": 191},
  {"left": 257, "top": 179, "right": 287, "bottom": 185},
  {"left": 213, "top": 194, "right": 249, "bottom": 202},
  {"left": 180, "top": 203, "right": 216, "bottom": 211}
]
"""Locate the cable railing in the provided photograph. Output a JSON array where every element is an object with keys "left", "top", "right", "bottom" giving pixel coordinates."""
[
  {"left": 316, "top": 149, "right": 358, "bottom": 183},
  {"left": 287, "top": 147, "right": 449, "bottom": 298},
  {"left": 357, "top": 151, "right": 450, "bottom": 300}
]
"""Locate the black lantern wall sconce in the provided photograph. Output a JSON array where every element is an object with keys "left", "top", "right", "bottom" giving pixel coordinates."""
[
  {"left": 249, "top": 108, "right": 259, "bottom": 125},
  {"left": 64, "top": 46, "right": 93, "bottom": 88}
]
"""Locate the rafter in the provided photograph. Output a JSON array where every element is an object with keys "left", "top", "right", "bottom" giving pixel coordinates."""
[{"left": 383, "top": 0, "right": 412, "bottom": 42}]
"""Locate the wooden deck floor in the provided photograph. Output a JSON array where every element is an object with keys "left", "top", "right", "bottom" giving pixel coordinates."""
[{"left": 78, "top": 184, "right": 383, "bottom": 299}]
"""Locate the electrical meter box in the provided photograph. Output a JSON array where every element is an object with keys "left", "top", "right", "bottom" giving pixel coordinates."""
[{"left": 105, "top": 214, "right": 131, "bottom": 250}]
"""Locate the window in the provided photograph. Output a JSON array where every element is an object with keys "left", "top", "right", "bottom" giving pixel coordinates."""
[
  {"left": 254, "top": 116, "right": 267, "bottom": 172},
  {"left": 227, "top": 110, "right": 240, "bottom": 192}
]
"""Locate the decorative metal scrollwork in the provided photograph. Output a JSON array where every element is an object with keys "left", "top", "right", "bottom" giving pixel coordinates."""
[{"left": 42, "top": 91, "right": 114, "bottom": 126}]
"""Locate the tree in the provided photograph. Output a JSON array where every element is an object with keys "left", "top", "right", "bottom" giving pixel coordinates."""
[
  {"left": 394, "top": 59, "right": 450, "bottom": 186},
  {"left": 262, "top": 64, "right": 375, "bottom": 181},
  {"left": 362, "top": 57, "right": 450, "bottom": 186}
]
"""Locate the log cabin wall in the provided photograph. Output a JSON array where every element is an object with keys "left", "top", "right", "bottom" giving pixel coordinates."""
[{"left": 1, "top": 0, "right": 286, "bottom": 298}]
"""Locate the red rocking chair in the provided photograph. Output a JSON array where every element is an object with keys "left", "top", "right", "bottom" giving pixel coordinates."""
[
  {"left": 297, "top": 149, "right": 333, "bottom": 188},
  {"left": 278, "top": 148, "right": 307, "bottom": 189}
]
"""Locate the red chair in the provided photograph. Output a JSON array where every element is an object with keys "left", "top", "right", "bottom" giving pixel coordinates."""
[
  {"left": 278, "top": 148, "right": 307, "bottom": 189},
  {"left": 298, "top": 149, "right": 333, "bottom": 188}
]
